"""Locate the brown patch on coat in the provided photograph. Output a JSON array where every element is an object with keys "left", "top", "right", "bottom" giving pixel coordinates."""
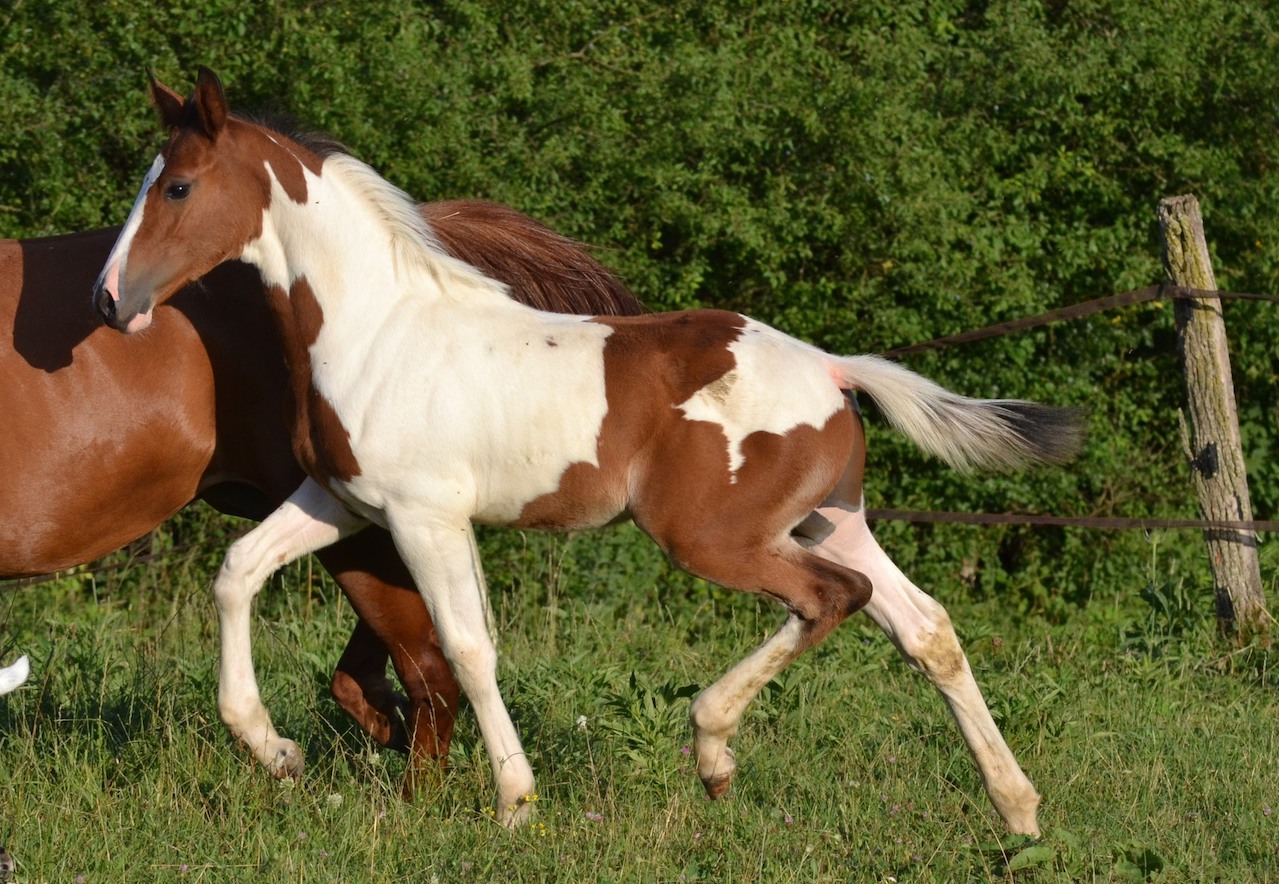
[
  {"left": 262, "top": 276, "right": 362, "bottom": 485},
  {"left": 635, "top": 406, "right": 872, "bottom": 644},
  {"left": 239, "top": 118, "right": 323, "bottom": 205},
  {"left": 515, "top": 310, "right": 745, "bottom": 529}
]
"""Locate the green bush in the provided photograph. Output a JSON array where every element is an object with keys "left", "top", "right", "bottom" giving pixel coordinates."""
[{"left": 3, "top": 0, "right": 1277, "bottom": 615}]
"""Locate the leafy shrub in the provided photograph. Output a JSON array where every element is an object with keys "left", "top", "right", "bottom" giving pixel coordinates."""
[{"left": 3, "top": 0, "right": 1277, "bottom": 615}]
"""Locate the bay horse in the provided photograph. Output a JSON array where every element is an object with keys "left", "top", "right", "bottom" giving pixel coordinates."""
[
  {"left": 94, "top": 68, "right": 1084, "bottom": 835},
  {"left": 1, "top": 199, "right": 641, "bottom": 791}
]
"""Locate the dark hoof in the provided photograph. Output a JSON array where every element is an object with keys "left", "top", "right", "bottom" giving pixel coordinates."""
[{"left": 701, "top": 773, "right": 733, "bottom": 800}]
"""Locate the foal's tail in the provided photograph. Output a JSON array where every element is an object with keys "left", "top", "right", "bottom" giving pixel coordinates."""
[
  {"left": 827, "top": 354, "right": 1085, "bottom": 472},
  {"left": 0, "top": 655, "right": 29, "bottom": 695}
]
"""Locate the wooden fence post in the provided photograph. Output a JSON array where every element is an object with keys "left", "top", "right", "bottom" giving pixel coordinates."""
[{"left": 1157, "top": 194, "right": 1269, "bottom": 643}]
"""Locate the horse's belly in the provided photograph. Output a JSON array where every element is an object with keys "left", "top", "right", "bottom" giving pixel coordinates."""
[
  {"left": 325, "top": 323, "right": 615, "bottom": 526},
  {"left": 476, "top": 457, "right": 629, "bottom": 530}
]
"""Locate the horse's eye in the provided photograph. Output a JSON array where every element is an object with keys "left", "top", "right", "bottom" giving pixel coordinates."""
[{"left": 165, "top": 182, "right": 192, "bottom": 201}]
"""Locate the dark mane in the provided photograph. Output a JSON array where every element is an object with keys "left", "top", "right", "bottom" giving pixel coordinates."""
[{"left": 246, "top": 109, "right": 349, "bottom": 159}]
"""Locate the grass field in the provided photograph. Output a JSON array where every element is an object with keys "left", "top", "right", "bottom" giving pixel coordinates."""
[{"left": 2, "top": 511, "right": 1277, "bottom": 882}]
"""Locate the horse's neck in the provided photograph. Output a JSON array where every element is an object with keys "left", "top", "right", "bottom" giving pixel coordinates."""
[
  {"left": 244, "top": 164, "right": 535, "bottom": 407},
  {"left": 244, "top": 179, "right": 382, "bottom": 315}
]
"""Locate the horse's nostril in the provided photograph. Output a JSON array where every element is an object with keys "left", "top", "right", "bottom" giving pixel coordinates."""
[{"left": 94, "top": 285, "right": 118, "bottom": 323}]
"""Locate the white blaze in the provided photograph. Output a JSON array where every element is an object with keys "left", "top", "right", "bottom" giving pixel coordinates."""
[{"left": 95, "top": 154, "right": 166, "bottom": 301}]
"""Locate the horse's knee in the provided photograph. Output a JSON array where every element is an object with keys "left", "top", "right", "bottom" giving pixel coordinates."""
[
  {"left": 212, "top": 540, "right": 264, "bottom": 606},
  {"left": 331, "top": 669, "right": 406, "bottom": 748},
  {"left": 330, "top": 668, "right": 361, "bottom": 710},
  {"left": 437, "top": 635, "right": 496, "bottom": 688},
  {"left": 689, "top": 689, "right": 732, "bottom": 739}
]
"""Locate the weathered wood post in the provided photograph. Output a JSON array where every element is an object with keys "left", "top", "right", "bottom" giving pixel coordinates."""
[{"left": 1157, "top": 194, "right": 1269, "bottom": 643}]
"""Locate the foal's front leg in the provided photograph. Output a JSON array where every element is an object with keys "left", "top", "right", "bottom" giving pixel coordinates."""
[
  {"left": 214, "top": 478, "right": 368, "bottom": 776},
  {"left": 387, "top": 511, "right": 536, "bottom": 827},
  {"left": 0, "top": 655, "right": 29, "bottom": 695}
]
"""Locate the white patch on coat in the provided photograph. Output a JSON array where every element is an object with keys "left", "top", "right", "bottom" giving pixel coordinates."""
[
  {"left": 677, "top": 318, "right": 847, "bottom": 478},
  {"left": 241, "top": 155, "right": 614, "bottom": 527}
]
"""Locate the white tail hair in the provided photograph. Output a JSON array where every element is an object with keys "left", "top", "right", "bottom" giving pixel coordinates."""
[
  {"left": 827, "top": 354, "right": 1085, "bottom": 472},
  {"left": 0, "top": 655, "right": 29, "bottom": 695}
]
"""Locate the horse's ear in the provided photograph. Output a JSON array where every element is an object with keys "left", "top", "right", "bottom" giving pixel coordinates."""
[
  {"left": 148, "top": 70, "right": 187, "bottom": 130},
  {"left": 191, "top": 66, "right": 229, "bottom": 141}
]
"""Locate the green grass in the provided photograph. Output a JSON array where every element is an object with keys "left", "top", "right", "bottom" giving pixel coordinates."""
[{"left": 1, "top": 517, "right": 1277, "bottom": 882}]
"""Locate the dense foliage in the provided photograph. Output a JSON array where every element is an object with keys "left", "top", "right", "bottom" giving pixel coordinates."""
[
  {"left": 3, "top": 1, "right": 1277, "bottom": 616},
  {"left": 4, "top": 4, "right": 1279, "bottom": 878}
]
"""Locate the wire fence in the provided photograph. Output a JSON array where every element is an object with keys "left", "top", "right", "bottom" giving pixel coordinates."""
[{"left": 4, "top": 282, "right": 1276, "bottom": 591}]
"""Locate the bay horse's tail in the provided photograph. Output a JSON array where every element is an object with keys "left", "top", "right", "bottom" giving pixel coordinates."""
[
  {"left": 0, "top": 655, "right": 29, "bottom": 695},
  {"left": 827, "top": 354, "right": 1085, "bottom": 472}
]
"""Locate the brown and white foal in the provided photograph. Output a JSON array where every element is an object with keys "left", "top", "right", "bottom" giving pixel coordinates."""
[{"left": 93, "top": 68, "right": 1082, "bottom": 832}]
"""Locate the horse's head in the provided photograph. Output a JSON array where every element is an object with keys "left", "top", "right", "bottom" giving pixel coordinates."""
[{"left": 92, "top": 67, "right": 275, "bottom": 333}]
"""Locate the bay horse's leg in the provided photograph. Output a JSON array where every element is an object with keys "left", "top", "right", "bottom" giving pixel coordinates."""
[
  {"left": 316, "top": 530, "right": 460, "bottom": 798},
  {"left": 213, "top": 478, "right": 368, "bottom": 777},
  {"left": 329, "top": 616, "right": 408, "bottom": 750},
  {"left": 386, "top": 512, "right": 535, "bottom": 828},
  {"left": 796, "top": 501, "right": 1042, "bottom": 837}
]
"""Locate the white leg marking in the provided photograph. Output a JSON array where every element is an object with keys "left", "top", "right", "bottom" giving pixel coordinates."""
[
  {"left": 799, "top": 504, "right": 1042, "bottom": 836},
  {"left": 690, "top": 615, "right": 806, "bottom": 796},
  {"left": 0, "top": 655, "right": 30, "bottom": 695},
  {"left": 214, "top": 478, "right": 368, "bottom": 777},
  {"left": 387, "top": 512, "right": 535, "bottom": 827}
]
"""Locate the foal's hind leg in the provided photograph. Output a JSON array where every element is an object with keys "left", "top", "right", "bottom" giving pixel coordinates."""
[
  {"left": 665, "top": 535, "right": 872, "bottom": 798},
  {"left": 214, "top": 478, "right": 368, "bottom": 777},
  {"left": 797, "top": 502, "right": 1042, "bottom": 836}
]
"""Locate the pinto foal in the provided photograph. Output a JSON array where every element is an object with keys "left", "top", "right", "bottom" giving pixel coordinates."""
[{"left": 94, "top": 69, "right": 1082, "bottom": 833}]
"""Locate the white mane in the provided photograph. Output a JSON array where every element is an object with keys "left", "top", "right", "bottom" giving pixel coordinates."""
[{"left": 321, "top": 153, "right": 510, "bottom": 302}]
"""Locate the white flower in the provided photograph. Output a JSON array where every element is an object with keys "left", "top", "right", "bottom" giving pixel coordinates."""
[{"left": 576, "top": 715, "right": 588, "bottom": 731}]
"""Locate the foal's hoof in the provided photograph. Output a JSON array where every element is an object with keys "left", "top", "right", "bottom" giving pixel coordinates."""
[
  {"left": 499, "top": 796, "right": 535, "bottom": 829},
  {"left": 700, "top": 772, "right": 733, "bottom": 800},
  {"left": 266, "top": 740, "right": 305, "bottom": 779},
  {"left": 695, "top": 743, "right": 737, "bottom": 799}
]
